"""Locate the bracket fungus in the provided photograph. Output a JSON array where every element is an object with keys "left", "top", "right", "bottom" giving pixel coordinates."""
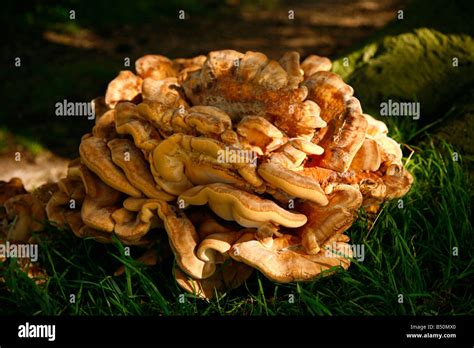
[{"left": 3, "top": 50, "right": 413, "bottom": 299}]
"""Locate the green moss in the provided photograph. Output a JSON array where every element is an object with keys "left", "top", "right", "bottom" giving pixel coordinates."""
[
  {"left": 330, "top": 0, "right": 474, "bottom": 141},
  {"left": 333, "top": 28, "right": 474, "bottom": 122},
  {"left": 15, "top": 136, "right": 45, "bottom": 156},
  {"left": 0, "top": 127, "right": 45, "bottom": 155}
]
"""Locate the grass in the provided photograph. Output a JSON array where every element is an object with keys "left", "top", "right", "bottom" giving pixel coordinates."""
[{"left": 0, "top": 136, "right": 471, "bottom": 316}]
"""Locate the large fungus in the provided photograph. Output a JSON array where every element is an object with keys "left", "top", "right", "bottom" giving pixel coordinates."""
[
  {"left": 4, "top": 50, "right": 413, "bottom": 299},
  {"left": 178, "top": 183, "right": 307, "bottom": 229}
]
